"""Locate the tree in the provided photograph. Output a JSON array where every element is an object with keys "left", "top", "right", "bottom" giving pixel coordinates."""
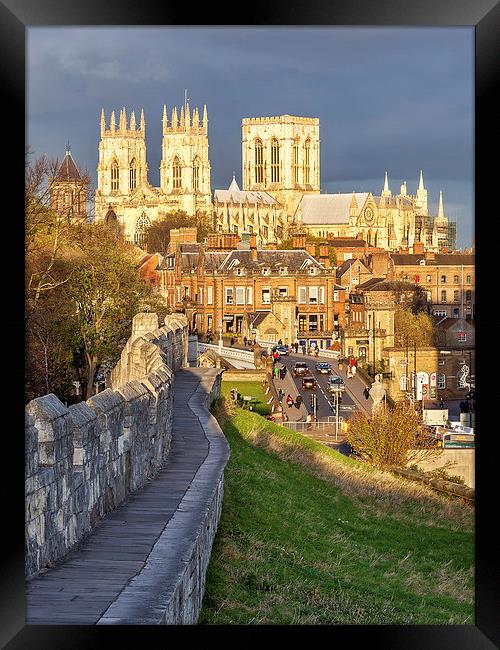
[
  {"left": 394, "top": 306, "right": 435, "bottom": 348},
  {"left": 144, "top": 210, "right": 213, "bottom": 253},
  {"left": 64, "top": 223, "right": 166, "bottom": 399},
  {"left": 346, "top": 402, "right": 440, "bottom": 469}
]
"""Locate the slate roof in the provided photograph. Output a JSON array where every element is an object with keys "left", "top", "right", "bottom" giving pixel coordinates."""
[
  {"left": 297, "top": 193, "right": 369, "bottom": 225},
  {"left": 250, "top": 311, "right": 272, "bottom": 328},
  {"left": 217, "top": 249, "right": 324, "bottom": 273},
  {"left": 336, "top": 258, "right": 370, "bottom": 277},
  {"left": 214, "top": 178, "right": 279, "bottom": 205},
  {"left": 329, "top": 238, "right": 367, "bottom": 247},
  {"left": 356, "top": 278, "right": 393, "bottom": 291},
  {"left": 435, "top": 317, "right": 475, "bottom": 331},
  {"left": 391, "top": 254, "right": 475, "bottom": 266},
  {"left": 54, "top": 151, "right": 82, "bottom": 181}
]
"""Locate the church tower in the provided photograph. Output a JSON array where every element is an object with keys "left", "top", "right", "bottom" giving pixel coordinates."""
[
  {"left": 415, "top": 170, "right": 428, "bottom": 215},
  {"left": 95, "top": 107, "right": 148, "bottom": 221},
  {"left": 51, "top": 144, "right": 88, "bottom": 219},
  {"left": 159, "top": 98, "right": 212, "bottom": 216},
  {"left": 241, "top": 114, "right": 320, "bottom": 217}
]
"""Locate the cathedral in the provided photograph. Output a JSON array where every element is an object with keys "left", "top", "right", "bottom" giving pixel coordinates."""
[
  {"left": 94, "top": 101, "right": 212, "bottom": 245},
  {"left": 293, "top": 171, "right": 456, "bottom": 252}
]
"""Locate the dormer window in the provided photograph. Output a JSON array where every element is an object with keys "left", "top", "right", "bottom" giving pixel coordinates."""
[
  {"left": 262, "top": 267, "right": 271, "bottom": 276},
  {"left": 279, "top": 266, "right": 288, "bottom": 275},
  {"left": 309, "top": 266, "right": 316, "bottom": 275},
  {"left": 235, "top": 267, "right": 244, "bottom": 276}
]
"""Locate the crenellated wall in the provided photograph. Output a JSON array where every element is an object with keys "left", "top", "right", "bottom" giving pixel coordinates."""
[{"left": 25, "top": 313, "right": 188, "bottom": 578}]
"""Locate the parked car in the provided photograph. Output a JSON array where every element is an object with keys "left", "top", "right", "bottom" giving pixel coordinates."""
[
  {"left": 273, "top": 345, "right": 290, "bottom": 356},
  {"left": 315, "top": 362, "right": 332, "bottom": 374},
  {"left": 293, "top": 362, "right": 309, "bottom": 376},
  {"left": 302, "top": 375, "right": 317, "bottom": 390},
  {"left": 328, "top": 375, "right": 345, "bottom": 393}
]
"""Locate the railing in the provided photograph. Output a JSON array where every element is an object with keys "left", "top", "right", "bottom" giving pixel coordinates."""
[
  {"left": 282, "top": 417, "right": 344, "bottom": 440},
  {"left": 198, "top": 342, "right": 255, "bottom": 362}
]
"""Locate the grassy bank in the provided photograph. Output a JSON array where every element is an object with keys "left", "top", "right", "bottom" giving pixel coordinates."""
[
  {"left": 221, "top": 380, "right": 272, "bottom": 416},
  {"left": 200, "top": 400, "right": 474, "bottom": 625}
]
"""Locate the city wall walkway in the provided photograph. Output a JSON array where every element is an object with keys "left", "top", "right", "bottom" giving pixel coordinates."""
[{"left": 25, "top": 368, "right": 229, "bottom": 625}]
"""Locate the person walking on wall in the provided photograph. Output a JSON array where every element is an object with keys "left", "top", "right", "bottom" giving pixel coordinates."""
[{"left": 286, "top": 394, "right": 294, "bottom": 409}]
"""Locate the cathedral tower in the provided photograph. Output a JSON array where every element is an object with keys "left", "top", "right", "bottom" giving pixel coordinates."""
[
  {"left": 159, "top": 99, "right": 212, "bottom": 215},
  {"left": 415, "top": 169, "right": 428, "bottom": 215},
  {"left": 95, "top": 107, "right": 148, "bottom": 221},
  {"left": 241, "top": 114, "right": 320, "bottom": 217}
]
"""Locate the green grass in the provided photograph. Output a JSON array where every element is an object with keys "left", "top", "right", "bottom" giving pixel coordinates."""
[
  {"left": 221, "top": 380, "right": 272, "bottom": 416},
  {"left": 199, "top": 402, "right": 474, "bottom": 625}
]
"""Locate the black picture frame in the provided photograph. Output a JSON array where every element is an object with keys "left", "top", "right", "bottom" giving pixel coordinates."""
[{"left": 3, "top": 0, "right": 497, "bottom": 646}]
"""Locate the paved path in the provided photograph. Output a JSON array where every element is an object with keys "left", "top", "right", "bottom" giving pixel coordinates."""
[
  {"left": 272, "top": 363, "right": 308, "bottom": 422},
  {"left": 25, "top": 368, "right": 217, "bottom": 625}
]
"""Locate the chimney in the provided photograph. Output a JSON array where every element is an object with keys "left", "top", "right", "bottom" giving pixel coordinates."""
[
  {"left": 319, "top": 245, "right": 329, "bottom": 258},
  {"left": 237, "top": 231, "right": 251, "bottom": 250},
  {"left": 292, "top": 232, "right": 307, "bottom": 249},
  {"left": 251, "top": 247, "right": 258, "bottom": 262},
  {"left": 249, "top": 233, "right": 257, "bottom": 249},
  {"left": 306, "top": 243, "right": 316, "bottom": 257},
  {"left": 424, "top": 250, "right": 435, "bottom": 261},
  {"left": 371, "top": 251, "right": 390, "bottom": 277},
  {"left": 324, "top": 257, "right": 331, "bottom": 269},
  {"left": 413, "top": 242, "right": 424, "bottom": 254}
]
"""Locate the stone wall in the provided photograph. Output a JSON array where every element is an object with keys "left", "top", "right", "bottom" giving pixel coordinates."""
[{"left": 25, "top": 313, "right": 188, "bottom": 578}]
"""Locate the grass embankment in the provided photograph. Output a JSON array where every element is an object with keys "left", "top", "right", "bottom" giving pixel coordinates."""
[
  {"left": 200, "top": 399, "right": 474, "bottom": 625},
  {"left": 220, "top": 380, "right": 272, "bottom": 416}
]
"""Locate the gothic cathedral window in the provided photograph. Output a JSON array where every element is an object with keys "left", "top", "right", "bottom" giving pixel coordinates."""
[
  {"left": 304, "top": 139, "right": 311, "bottom": 185},
  {"left": 134, "top": 212, "right": 151, "bottom": 248},
  {"left": 271, "top": 138, "right": 280, "bottom": 183},
  {"left": 193, "top": 157, "right": 200, "bottom": 192},
  {"left": 111, "top": 159, "right": 119, "bottom": 192},
  {"left": 254, "top": 140, "right": 263, "bottom": 184},
  {"left": 129, "top": 158, "right": 137, "bottom": 191},
  {"left": 173, "top": 157, "right": 182, "bottom": 190},
  {"left": 293, "top": 139, "right": 300, "bottom": 184}
]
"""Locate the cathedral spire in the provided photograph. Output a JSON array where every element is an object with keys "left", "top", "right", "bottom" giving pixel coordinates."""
[
  {"left": 162, "top": 104, "right": 168, "bottom": 132},
  {"left": 172, "top": 106, "right": 178, "bottom": 130},
  {"left": 110, "top": 110, "right": 116, "bottom": 132},
  {"left": 140, "top": 108, "right": 145, "bottom": 134},
  {"left": 130, "top": 110, "right": 136, "bottom": 130},
  {"left": 100, "top": 108, "right": 105, "bottom": 136},
  {"left": 192, "top": 106, "right": 199, "bottom": 128},
  {"left": 180, "top": 104, "right": 185, "bottom": 130},
  {"left": 418, "top": 169, "right": 425, "bottom": 191},
  {"left": 437, "top": 190, "right": 445, "bottom": 220},
  {"left": 349, "top": 191, "right": 359, "bottom": 217},
  {"left": 202, "top": 104, "right": 208, "bottom": 131},
  {"left": 119, "top": 107, "right": 126, "bottom": 132},
  {"left": 400, "top": 180, "right": 407, "bottom": 196},
  {"left": 185, "top": 102, "right": 191, "bottom": 131},
  {"left": 381, "top": 171, "right": 391, "bottom": 198}
]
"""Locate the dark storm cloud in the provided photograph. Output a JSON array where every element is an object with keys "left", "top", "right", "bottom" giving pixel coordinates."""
[{"left": 27, "top": 26, "right": 473, "bottom": 246}]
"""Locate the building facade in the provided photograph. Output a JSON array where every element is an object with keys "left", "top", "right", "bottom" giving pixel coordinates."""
[
  {"left": 241, "top": 114, "right": 320, "bottom": 217},
  {"left": 50, "top": 147, "right": 89, "bottom": 219},
  {"left": 213, "top": 176, "right": 287, "bottom": 247},
  {"left": 94, "top": 103, "right": 212, "bottom": 245}
]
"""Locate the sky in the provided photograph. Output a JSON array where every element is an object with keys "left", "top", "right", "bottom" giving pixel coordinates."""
[{"left": 27, "top": 26, "right": 474, "bottom": 248}]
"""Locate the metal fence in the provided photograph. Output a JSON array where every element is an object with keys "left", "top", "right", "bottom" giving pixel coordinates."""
[{"left": 282, "top": 417, "right": 344, "bottom": 440}]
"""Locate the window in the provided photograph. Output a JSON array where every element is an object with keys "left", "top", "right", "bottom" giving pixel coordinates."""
[
  {"left": 304, "top": 139, "right": 311, "bottom": 184},
  {"left": 278, "top": 287, "right": 288, "bottom": 298},
  {"left": 270, "top": 138, "right": 280, "bottom": 183},
  {"left": 434, "top": 310, "right": 447, "bottom": 316},
  {"left": 415, "top": 275, "right": 420, "bottom": 283},
  {"left": 235, "top": 267, "right": 244, "bottom": 276},
  {"left": 254, "top": 140, "right": 263, "bottom": 184},
  {"left": 319, "top": 314, "right": 324, "bottom": 330},
  {"left": 262, "top": 267, "right": 271, "bottom": 276},
  {"left": 309, "top": 287, "right": 318, "bottom": 304},
  {"left": 453, "top": 290, "right": 460, "bottom": 303},
  {"left": 319, "top": 287, "right": 325, "bottom": 304},
  {"left": 457, "top": 332, "right": 467, "bottom": 342},
  {"left": 465, "top": 290, "right": 472, "bottom": 302},
  {"left": 172, "top": 156, "right": 182, "bottom": 189},
  {"left": 247, "top": 287, "right": 253, "bottom": 304},
  {"left": 298, "top": 287, "right": 307, "bottom": 304},
  {"left": 309, "top": 315, "right": 318, "bottom": 332},
  {"left": 279, "top": 266, "right": 288, "bottom": 275},
  {"left": 207, "top": 315, "right": 213, "bottom": 332},
  {"left": 299, "top": 315, "right": 307, "bottom": 331},
  {"left": 453, "top": 275, "right": 459, "bottom": 284},
  {"left": 466, "top": 274, "right": 471, "bottom": 284},
  {"left": 333, "top": 290, "right": 339, "bottom": 302},
  {"left": 441, "top": 275, "right": 446, "bottom": 284},
  {"left": 292, "top": 139, "right": 300, "bottom": 183},
  {"left": 262, "top": 225, "right": 268, "bottom": 238},
  {"left": 438, "top": 374, "right": 446, "bottom": 389},
  {"left": 198, "top": 287, "right": 203, "bottom": 303},
  {"left": 440, "top": 290, "right": 447, "bottom": 303},
  {"left": 426, "top": 274, "right": 432, "bottom": 283},
  {"left": 236, "top": 287, "right": 245, "bottom": 305},
  {"left": 192, "top": 158, "right": 200, "bottom": 191},
  {"left": 207, "top": 287, "right": 213, "bottom": 305},
  {"left": 262, "top": 288, "right": 271, "bottom": 304},
  {"left": 225, "top": 287, "right": 234, "bottom": 304},
  {"left": 111, "top": 159, "right": 119, "bottom": 191},
  {"left": 129, "top": 158, "right": 137, "bottom": 191},
  {"left": 134, "top": 212, "right": 150, "bottom": 247}
]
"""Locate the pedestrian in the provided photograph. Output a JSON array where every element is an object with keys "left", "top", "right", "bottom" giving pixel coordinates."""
[
  {"left": 439, "top": 396, "right": 444, "bottom": 409},
  {"left": 274, "top": 365, "right": 279, "bottom": 379},
  {"left": 243, "top": 336, "right": 247, "bottom": 347},
  {"left": 363, "top": 387, "right": 370, "bottom": 400},
  {"left": 459, "top": 400, "right": 465, "bottom": 413},
  {"left": 351, "top": 365, "right": 357, "bottom": 377},
  {"left": 314, "top": 347, "right": 319, "bottom": 357},
  {"left": 278, "top": 339, "right": 283, "bottom": 346},
  {"left": 302, "top": 345, "right": 306, "bottom": 355},
  {"left": 278, "top": 388, "right": 284, "bottom": 402},
  {"left": 286, "top": 394, "right": 294, "bottom": 409},
  {"left": 280, "top": 366, "right": 286, "bottom": 380},
  {"left": 295, "top": 395, "right": 302, "bottom": 409},
  {"left": 294, "top": 342, "right": 299, "bottom": 353}
]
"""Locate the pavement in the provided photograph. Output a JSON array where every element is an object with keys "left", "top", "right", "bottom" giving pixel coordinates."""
[{"left": 272, "top": 363, "right": 308, "bottom": 422}]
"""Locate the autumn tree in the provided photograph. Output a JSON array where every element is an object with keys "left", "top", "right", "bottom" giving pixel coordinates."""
[
  {"left": 346, "top": 402, "right": 440, "bottom": 469},
  {"left": 394, "top": 306, "right": 436, "bottom": 348},
  {"left": 144, "top": 210, "right": 214, "bottom": 253}
]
